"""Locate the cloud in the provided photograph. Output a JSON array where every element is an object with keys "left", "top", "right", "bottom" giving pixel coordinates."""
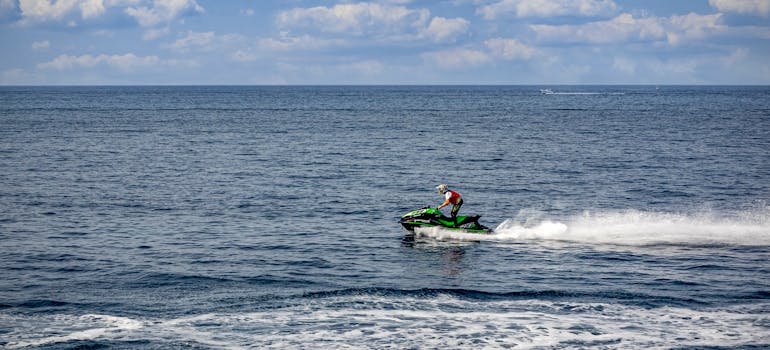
[
  {"left": 277, "top": 2, "right": 473, "bottom": 45},
  {"left": 379, "top": 0, "right": 414, "bottom": 4},
  {"left": 142, "top": 26, "right": 169, "bottom": 40},
  {"left": 709, "top": 0, "right": 770, "bottom": 17},
  {"left": 15, "top": 0, "right": 202, "bottom": 28},
  {"left": 166, "top": 30, "right": 214, "bottom": 51},
  {"left": 265, "top": 59, "right": 392, "bottom": 84},
  {"left": 485, "top": 38, "right": 537, "bottom": 59},
  {"left": 1, "top": 68, "right": 34, "bottom": 85},
  {"left": 338, "top": 60, "right": 385, "bottom": 76},
  {"left": 478, "top": 0, "right": 619, "bottom": 20},
  {"left": 666, "top": 13, "right": 727, "bottom": 45},
  {"left": 257, "top": 32, "right": 344, "bottom": 51},
  {"left": 648, "top": 58, "right": 698, "bottom": 77},
  {"left": 125, "top": 0, "right": 203, "bottom": 27},
  {"left": 231, "top": 49, "right": 257, "bottom": 62},
  {"left": 277, "top": 2, "right": 429, "bottom": 36},
  {"left": 1, "top": 0, "right": 15, "bottom": 11},
  {"left": 38, "top": 53, "right": 161, "bottom": 71},
  {"left": 612, "top": 56, "right": 636, "bottom": 75},
  {"left": 18, "top": 0, "right": 78, "bottom": 21},
  {"left": 422, "top": 36, "right": 538, "bottom": 69},
  {"left": 531, "top": 13, "right": 664, "bottom": 43},
  {"left": 80, "top": 0, "right": 105, "bottom": 18},
  {"left": 530, "top": 13, "right": 725, "bottom": 46},
  {"left": 421, "top": 47, "right": 491, "bottom": 68},
  {"left": 632, "top": 49, "right": 770, "bottom": 84},
  {"left": 161, "top": 31, "right": 250, "bottom": 63},
  {"left": 32, "top": 40, "right": 50, "bottom": 49},
  {"left": 421, "top": 16, "right": 469, "bottom": 42},
  {"left": 17, "top": 0, "right": 113, "bottom": 22}
]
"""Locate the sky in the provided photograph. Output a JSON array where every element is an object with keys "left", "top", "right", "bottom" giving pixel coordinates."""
[{"left": 1, "top": 0, "right": 769, "bottom": 85}]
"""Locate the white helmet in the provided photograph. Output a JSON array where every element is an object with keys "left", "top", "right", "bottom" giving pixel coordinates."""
[{"left": 436, "top": 184, "right": 448, "bottom": 194}]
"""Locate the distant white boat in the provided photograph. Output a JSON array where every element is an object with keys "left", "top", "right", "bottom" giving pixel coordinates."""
[{"left": 540, "top": 89, "right": 554, "bottom": 94}]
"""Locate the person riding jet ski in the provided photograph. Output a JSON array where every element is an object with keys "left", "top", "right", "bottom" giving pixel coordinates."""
[{"left": 436, "top": 184, "right": 463, "bottom": 223}]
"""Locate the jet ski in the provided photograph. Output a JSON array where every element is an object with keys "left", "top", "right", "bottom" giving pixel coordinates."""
[{"left": 400, "top": 207, "right": 492, "bottom": 234}]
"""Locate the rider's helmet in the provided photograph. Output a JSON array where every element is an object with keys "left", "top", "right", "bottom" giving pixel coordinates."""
[{"left": 436, "top": 184, "right": 448, "bottom": 195}]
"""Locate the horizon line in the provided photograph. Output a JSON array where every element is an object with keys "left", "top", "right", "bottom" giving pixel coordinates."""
[{"left": 2, "top": 83, "right": 769, "bottom": 87}]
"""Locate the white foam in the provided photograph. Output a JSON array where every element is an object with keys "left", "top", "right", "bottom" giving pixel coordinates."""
[
  {"left": 503, "top": 209, "right": 770, "bottom": 246},
  {"left": 4, "top": 314, "right": 143, "bottom": 349},
  {"left": 417, "top": 209, "right": 770, "bottom": 246},
  {"left": 413, "top": 226, "right": 502, "bottom": 241},
  {"left": 3, "top": 296, "right": 768, "bottom": 349},
  {"left": 174, "top": 299, "right": 769, "bottom": 349}
]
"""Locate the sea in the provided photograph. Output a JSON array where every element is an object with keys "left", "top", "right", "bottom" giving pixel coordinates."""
[{"left": 1, "top": 85, "right": 769, "bottom": 349}]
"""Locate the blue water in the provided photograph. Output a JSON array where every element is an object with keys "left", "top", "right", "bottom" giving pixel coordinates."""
[{"left": 1, "top": 86, "right": 769, "bottom": 349}]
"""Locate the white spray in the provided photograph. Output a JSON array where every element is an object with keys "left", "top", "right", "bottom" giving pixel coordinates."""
[{"left": 417, "top": 208, "right": 770, "bottom": 246}]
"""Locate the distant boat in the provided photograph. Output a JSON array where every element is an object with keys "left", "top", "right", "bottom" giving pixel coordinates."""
[{"left": 540, "top": 89, "right": 554, "bottom": 94}]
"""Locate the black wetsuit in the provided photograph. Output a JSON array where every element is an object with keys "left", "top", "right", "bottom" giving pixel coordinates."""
[{"left": 451, "top": 198, "right": 463, "bottom": 221}]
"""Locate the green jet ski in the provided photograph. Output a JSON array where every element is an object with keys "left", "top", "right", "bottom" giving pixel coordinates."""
[{"left": 400, "top": 207, "right": 492, "bottom": 234}]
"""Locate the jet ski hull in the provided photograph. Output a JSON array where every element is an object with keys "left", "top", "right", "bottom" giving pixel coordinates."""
[{"left": 400, "top": 207, "right": 492, "bottom": 234}]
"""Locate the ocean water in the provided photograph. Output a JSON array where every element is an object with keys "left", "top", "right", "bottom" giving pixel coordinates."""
[{"left": 1, "top": 85, "right": 769, "bottom": 349}]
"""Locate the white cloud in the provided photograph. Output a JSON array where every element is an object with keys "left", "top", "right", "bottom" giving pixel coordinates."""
[
  {"left": 258, "top": 32, "right": 343, "bottom": 51},
  {"left": 1, "top": 0, "right": 15, "bottom": 10},
  {"left": 612, "top": 56, "right": 636, "bottom": 75},
  {"left": 709, "top": 0, "right": 770, "bottom": 17},
  {"left": 277, "top": 2, "right": 429, "bottom": 36},
  {"left": 421, "top": 16, "right": 469, "bottom": 42},
  {"left": 1, "top": 68, "right": 32, "bottom": 85},
  {"left": 240, "top": 8, "right": 254, "bottom": 16},
  {"left": 478, "top": 0, "right": 619, "bottom": 20},
  {"left": 79, "top": 0, "right": 105, "bottom": 18},
  {"left": 32, "top": 40, "right": 50, "bottom": 49},
  {"left": 648, "top": 58, "right": 698, "bottom": 77},
  {"left": 277, "top": 2, "right": 473, "bottom": 44},
  {"left": 421, "top": 36, "right": 538, "bottom": 69},
  {"left": 530, "top": 13, "right": 725, "bottom": 46},
  {"left": 106, "top": 0, "right": 142, "bottom": 5},
  {"left": 15, "top": 0, "right": 202, "bottom": 27},
  {"left": 379, "top": 0, "right": 414, "bottom": 4},
  {"left": 421, "top": 47, "right": 491, "bottom": 68},
  {"left": 339, "top": 60, "right": 385, "bottom": 76},
  {"left": 485, "top": 38, "right": 537, "bottom": 59},
  {"left": 531, "top": 13, "right": 664, "bottom": 43},
  {"left": 621, "top": 49, "right": 769, "bottom": 84},
  {"left": 38, "top": 53, "right": 161, "bottom": 71},
  {"left": 17, "top": 0, "right": 104, "bottom": 21},
  {"left": 666, "top": 13, "right": 726, "bottom": 45},
  {"left": 125, "top": 0, "right": 203, "bottom": 27},
  {"left": 142, "top": 26, "right": 170, "bottom": 40},
  {"left": 166, "top": 30, "right": 214, "bottom": 51},
  {"left": 164, "top": 31, "right": 247, "bottom": 58},
  {"left": 19, "top": 0, "right": 79, "bottom": 21},
  {"left": 231, "top": 49, "right": 257, "bottom": 62}
]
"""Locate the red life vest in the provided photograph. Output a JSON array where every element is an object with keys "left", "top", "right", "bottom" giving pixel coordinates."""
[{"left": 447, "top": 190, "right": 462, "bottom": 204}]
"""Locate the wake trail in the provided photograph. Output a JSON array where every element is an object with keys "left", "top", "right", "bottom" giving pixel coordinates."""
[{"left": 416, "top": 209, "right": 770, "bottom": 246}]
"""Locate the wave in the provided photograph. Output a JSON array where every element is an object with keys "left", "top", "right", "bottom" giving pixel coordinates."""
[
  {"left": 2, "top": 314, "right": 143, "bottom": 349},
  {"left": 416, "top": 209, "right": 770, "bottom": 246},
  {"left": 3, "top": 293, "right": 768, "bottom": 349},
  {"left": 299, "top": 287, "right": 708, "bottom": 307}
]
